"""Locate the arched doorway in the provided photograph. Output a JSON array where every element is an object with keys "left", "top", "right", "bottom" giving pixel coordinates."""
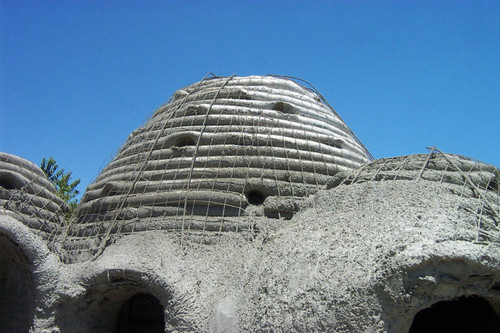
[
  {"left": 409, "top": 295, "right": 500, "bottom": 333},
  {"left": 115, "top": 292, "right": 165, "bottom": 333},
  {"left": 0, "top": 233, "right": 35, "bottom": 333}
]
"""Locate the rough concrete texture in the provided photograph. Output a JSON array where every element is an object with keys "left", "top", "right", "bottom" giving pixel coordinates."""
[
  {"left": 244, "top": 169, "right": 499, "bottom": 332},
  {"left": 1, "top": 153, "right": 499, "bottom": 332},
  {"left": 0, "top": 152, "right": 69, "bottom": 234},
  {"left": 75, "top": 75, "right": 371, "bottom": 229},
  {"left": 1, "top": 75, "right": 499, "bottom": 332}
]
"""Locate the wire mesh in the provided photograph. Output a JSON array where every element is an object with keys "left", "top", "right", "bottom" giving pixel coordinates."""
[
  {"left": 326, "top": 147, "right": 500, "bottom": 244},
  {"left": 0, "top": 152, "right": 69, "bottom": 246},
  {"left": 2, "top": 75, "right": 498, "bottom": 262},
  {"left": 61, "top": 74, "right": 373, "bottom": 260},
  {"left": 3, "top": 74, "right": 498, "bottom": 262}
]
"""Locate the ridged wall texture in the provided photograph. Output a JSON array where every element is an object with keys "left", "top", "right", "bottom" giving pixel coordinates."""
[
  {"left": 327, "top": 151, "right": 500, "bottom": 243},
  {"left": 1, "top": 74, "right": 499, "bottom": 331},
  {"left": 0, "top": 152, "right": 68, "bottom": 233},
  {"left": 74, "top": 75, "right": 372, "bottom": 238}
]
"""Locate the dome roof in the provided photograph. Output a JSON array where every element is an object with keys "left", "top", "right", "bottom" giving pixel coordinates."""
[
  {"left": 74, "top": 75, "right": 372, "bottom": 238},
  {"left": 0, "top": 152, "right": 69, "bottom": 232},
  {"left": 327, "top": 151, "right": 499, "bottom": 243}
]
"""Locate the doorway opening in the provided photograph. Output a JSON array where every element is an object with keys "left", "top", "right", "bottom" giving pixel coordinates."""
[
  {"left": 409, "top": 295, "right": 500, "bottom": 333},
  {"left": 115, "top": 293, "right": 165, "bottom": 333},
  {"left": 0, "top": 234, "right": 35, "bottom": 333}
]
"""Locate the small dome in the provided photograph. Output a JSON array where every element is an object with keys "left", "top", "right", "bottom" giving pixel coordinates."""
[
  {"left": 327, "top": 151, "right": 499, "bottom": 243},
  {"left": 74, "top": 75, "right": 372, "bottom": 236},
  {"left": 0, "top": 152, "right": 69, "bottom": 232}
]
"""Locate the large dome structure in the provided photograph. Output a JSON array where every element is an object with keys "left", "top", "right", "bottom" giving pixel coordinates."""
[
  {"left": 1, "top": 74, "right": 498, "bottom": 332},
  {"left": 71, "top": 75, "right": 372, "bottom": 253}
]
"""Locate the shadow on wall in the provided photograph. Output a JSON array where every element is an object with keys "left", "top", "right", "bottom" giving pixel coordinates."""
[
  {"left": 55, "top": 269, "right": 180, "bottom": 333},
  {"left": 375, "top": 255, "right": 500, "bottom": 332},
  {"left": 0, "top": 233, "right": 35, "bottom": 333},
  {"left": 115, "top": 293, "right": 165, "bottom": 333},
  {"left": 410, "top": 296, "right": 500, "bottom": 333}
]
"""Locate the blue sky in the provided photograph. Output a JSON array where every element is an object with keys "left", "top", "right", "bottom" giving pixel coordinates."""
[{"left": 1, "top": 0, "right": 499, "bottom": 198}]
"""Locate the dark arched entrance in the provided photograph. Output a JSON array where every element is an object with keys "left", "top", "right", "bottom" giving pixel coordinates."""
[
  {"left": 115, "top": 292, "right": 165, "bottom": 333},
  {"left": 0, "top": 233, "right": 35, "bottom": 333},
  {"left": 410, "top": 295, "right": 500, "bottom": 333}
]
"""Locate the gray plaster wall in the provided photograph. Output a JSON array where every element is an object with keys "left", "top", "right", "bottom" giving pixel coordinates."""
[
  {"left": 0, "top": 215, "right": 61, "bottom": 332},
  {"left": 243, "top": 171, "right": 499, "bottom": 331},
  {"left": 2, "top": 154, "right": 498, "bottom": 332},
  {"left": 1, "top": 76, "right": 498, "bottom": 332},
  {"left": 0, "top": 152, "right": 68, "bottom": 234}
]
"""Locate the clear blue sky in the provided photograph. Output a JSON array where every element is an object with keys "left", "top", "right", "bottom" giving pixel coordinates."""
[{"left": 1, "top": 0, "right": 499, "bottom": 199}]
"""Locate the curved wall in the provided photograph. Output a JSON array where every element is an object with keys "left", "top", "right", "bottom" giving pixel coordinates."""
[
  {"left": 75, "top": 75, "right": 372, "bottom": 235},
  {"left": 0, "top": 153, "right": 68, "bottom": 233},
  {"left": 0, "top": 233, "right": 35, "bottom": 333},
  {"left": 327, "top": 152, "right": 499, "bottom": 243}
]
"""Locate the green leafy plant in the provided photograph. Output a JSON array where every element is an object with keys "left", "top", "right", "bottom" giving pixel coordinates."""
[{"left": 40, "top": 157, "right": 80, "bottom": 217}]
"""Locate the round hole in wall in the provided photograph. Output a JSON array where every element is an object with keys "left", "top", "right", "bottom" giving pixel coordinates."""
[
  {"left": 272, "top": 101, "right": 298, "bottom": 114},
  {"left": 175, "top": 135, "right": 196, "bottom": 147},
  {"left": 0, "top": 173, "right": 20, "bottom": 190},
  {"left": 409, "top": 295, "right": 500, "bottom": 333},
  {"left": 488, "top": 177, "right": 498, "bottom": 192},
  {"left": 246, "top": 189, "right": 266, "bottom": 205}
]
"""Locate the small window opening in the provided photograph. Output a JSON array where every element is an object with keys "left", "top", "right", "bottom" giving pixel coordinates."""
[
  {"left": 272, "top": 101, "right": 298, "bottom": 114},
  {"left": 409, "top": 295, "right": 500, "bottom": 333},
  {"left": 487, "top": 177, "right": 498, "bottom": 192},
  {"left": 246, "top": 189, "right": 266, "bottom": 205},
  {"left": 332, "top": 139, "right": 345, "bottom": 149},
  {"left": 175, "top": 135, "right": 196, "bottom": 148},
  {"left": 115, "top": 293, "right": 165, "bottom": 333},
  {"left": 0, "top": 173, "right": 19, "bottom": 190}
]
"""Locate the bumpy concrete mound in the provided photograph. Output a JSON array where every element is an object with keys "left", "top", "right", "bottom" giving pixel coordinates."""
[
  {"left": 0, "top": 152, "right": 69, "bottom": 233},
  {"left": 74, "top": 75, "right": 371, "bottom": 237},
  {"left": 327, "top": 151, "right": 500, "bottom": 243},
  {"left": 50, "top": 153, "right": 499, "bottom": 332},
  {"left": 3, "top": 73, "right": 499, "bottom": 332},
  {"left": 237, "top": 153, "right": 500, "bottom": 332}
]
